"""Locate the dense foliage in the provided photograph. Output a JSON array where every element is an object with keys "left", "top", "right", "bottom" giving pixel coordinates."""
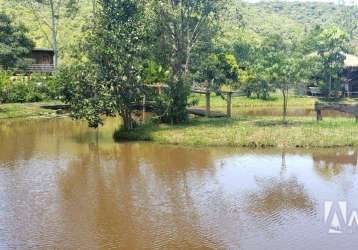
[
  {"left": 0, "top": 72, "right": 59, "bottom": 103},
  {"left": 0, "top": 12, "right": 34, "bottom": 70},
  {"left": 306, "top": 26, "right": 350, "bottom": 95},
  {"left": 240, "top": 1, "right": 358, "bottom": 46},
  {"left": 58, "top": 0, "right": 148, "bottom": 129},
  {"left": 1, "top": 0, "right": 357, "bottom": 126},
  {"left": 150, "top": 0, "right": 226, "bottom": 123},
  {"left": 3, "top": 1, "right": 356, "bottom": 65}
]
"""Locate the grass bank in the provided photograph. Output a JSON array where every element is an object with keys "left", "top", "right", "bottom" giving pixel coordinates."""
[
  {"left": 3, "top": 95, "right": 358, "bottom": 148},
  {"left": 191, "top": 92, "right": 318, "bottom": 108},
  {"left": 191, "top": 92, "right": 358, "bottom": 109},
  {"left": 0, "top": 102, "right": 59, "bottom": 119},
  {"left": 115, "top": 116, "right": 358, "bottom": 148}
]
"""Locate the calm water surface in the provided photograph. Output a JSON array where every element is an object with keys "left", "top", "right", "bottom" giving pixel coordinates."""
[{"left": 1, "top": 118, "right": 358, "bottom": 250}]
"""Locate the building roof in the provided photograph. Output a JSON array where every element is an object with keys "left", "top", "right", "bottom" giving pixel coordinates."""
[
  {"left": 309, "top": 53, "right": 358, "bottom": 68},
  {"left": 32, "top": 48, "right": 54, "bottom": 52},
  {"left": 345, "top": 54, "right": 358, "bottom": 68}
]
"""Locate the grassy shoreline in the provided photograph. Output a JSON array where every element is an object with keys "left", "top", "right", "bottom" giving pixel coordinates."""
[
  {"left": 114, "top": 94, "right": 358, "bottom": 148},
  {"left": 0, "top": 102, "right": 60, "bottom": 119},
  {"left": 3, "top": 96, "right": 358, "bottom": 148},
  {"left": 115, "top": 116, "right": 358, "bottom": 148},
  {"left": 192, "top": 93, "right": 319, "bottom": 108}
]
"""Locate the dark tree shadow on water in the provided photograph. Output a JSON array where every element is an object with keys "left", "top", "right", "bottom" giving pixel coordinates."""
[{"left": 244, "top": 153, "right": 316, "bottom": 224}]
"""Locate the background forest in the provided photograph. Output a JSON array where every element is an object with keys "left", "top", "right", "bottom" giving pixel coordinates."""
[
  {"left": 1, "top": 0, "right": 357, "bottom": 63},
  {"left": 1, "top": 0, "right": 357, "bottom": 127}
]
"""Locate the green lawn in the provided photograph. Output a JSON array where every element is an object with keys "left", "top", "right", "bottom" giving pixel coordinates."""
[
  {"left": 190, "top": 92, "right": 318, "bottom": 109},
  {"left": 191, "top": 92, "right": 358, "bottom": 109},
  {"left": 3, "top": 95, "right": 358, "bottom": 148},
  {"left": 0, "top": 102, "right": 58, "bottom": 119},
  {"left": 117, "top": 116, "right": 358, "bottom": 148},
  {"left": 115, "top": 93, "right": 358, "bottom": 148}
]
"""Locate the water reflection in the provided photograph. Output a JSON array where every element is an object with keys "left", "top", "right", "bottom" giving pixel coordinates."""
[
  {"left": 313, "top": 149, "right": 358, "bottom": 180},
  {"left": 245, "top": 153, "right": 315, "bottom": 219},
  {"left": 1, "top": 118, "right": 358, "bottom": 249},
  {"left": 58, "top": 143, "right": 227, "bottom": 249}
]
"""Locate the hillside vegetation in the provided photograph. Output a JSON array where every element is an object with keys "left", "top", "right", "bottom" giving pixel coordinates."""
[
  {"left": 238, "top": 1, "right": 358, "bottom": 46},
  {"left": 1, "top": 0, "right": 356, "bottom": 61},
  {"left": 0, "top": 0, "right": 92, "bottom": 62}
]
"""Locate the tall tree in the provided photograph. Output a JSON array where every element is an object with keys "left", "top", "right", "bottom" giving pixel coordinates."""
[
  {"left": 309, "top": 26, "right": 350, "bottom": 96},
  {"left": 59, "top": 0, "right": 147, "bottom": 130},
  {"left": 154, "top": 0, "right": 225, "bottom": 123},
  {"left": 18, "top": 0, "right": 79, "bottom": 67},
  {"left": 194, "top": 52, "right": 240, "bottom": 93},
  {"left": 0, "top": 12, "right": 34, "bottom": 70},
  {"left": 262, "top": 35, "right": 309, "bottom": 123}
]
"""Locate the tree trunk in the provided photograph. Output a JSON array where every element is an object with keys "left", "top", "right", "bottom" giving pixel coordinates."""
[
  {"left": 282, "top": 87, "right": 288, "bottom": 124},
  {"left": 329, "top": 73, "right": 332, "bottom": 97},
  {"left": 184, "top": 42, "right": 191, "bottom": 80},
  {"left": 49, "top": 0, "right": 58, "bottom": 67},
  {"left": 92, "top": 0, "right": 96, "bottom": 16},
  {"left": 167, "top": 40, "right": 189, "bottom": 123},
  {"left": 121, "top": 110, "right": 136, "bottom": 131}
]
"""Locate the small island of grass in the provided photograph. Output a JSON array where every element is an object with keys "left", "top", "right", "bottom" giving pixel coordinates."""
[
  {"left": 0, "top": 102, "right": 59, "bottom": 119},
  {"left": 114, "top": 116, "right": 358, "bottom": 148},
  {"left": 113, "top": 94, "right": 358, "bottom": 148}
]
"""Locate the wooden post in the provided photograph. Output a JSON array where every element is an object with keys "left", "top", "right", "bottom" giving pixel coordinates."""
[
  {"left": 227, "top": 92, "right": 232, "bottom": 118},
  {"left": 158, "top": 85, "right": 162, "bottom": 95},
  {"left": 315, "top": 102, "right": 322, "bottom": 122},
  {"left": 316, "top": 110, "right": 322, "bottom": 122},
  {"left": 206, "top": 91, "right": 211, "bottom": 117}
]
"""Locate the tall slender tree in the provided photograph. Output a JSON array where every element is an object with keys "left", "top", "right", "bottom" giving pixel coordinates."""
[
  {"left": 154, "top": 0, "right": 225, "bottom": 123},
  {"left": 18, "top": 0, "right": 80, "bottom": 67},
  {"left": 261, "top": 35, "right": 309, "bottom": 123},
  {"left": 311, "top": 26, "right": 350, "bottom": 96}
]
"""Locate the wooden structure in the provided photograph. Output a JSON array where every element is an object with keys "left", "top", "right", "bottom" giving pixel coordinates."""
[
  {"left": 144, "top": 84, "right": 237, "bottom": 118},
  {"left": 342, "top": 54, "right": 358, "bottom": 97},
  {"left": 186, "top": 108, "right": 227, "bottom": 118},
  {"left": 40, "top": 104, "right": 71, "bottom": 110},
  {"left": 306, "top": 54, "right": 358, "bottom": 97},
  {"left": 344, "top": 54, "right": 358, "bottom": 97},
  {"left": 40, "top": 85, "right": 239, "bottom": 120},
  {"left": 315, "top": 102, "right": 358, "bottom": 122},
  {"left": 190, "top": 88, "right": 235, "bottom": 118},
  {"left": 27, "top": 48, "right": 55, "bottom": 73}
]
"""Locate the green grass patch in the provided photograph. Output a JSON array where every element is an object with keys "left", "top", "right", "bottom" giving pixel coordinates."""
[
  {"left": 0, "top": 103, "right": 58, "bottom": 119},
  {"left": 114, "top": 116, "right": 358, "bottom": 148},
  {"left": 113, "top": 125, "right": 153, "bottom": 142},
  {"left": 190, "top": 92, "right": 318, "bottom": 108},
  {"left": 4, "top": 95, "right": 358, "bottom": 149}
]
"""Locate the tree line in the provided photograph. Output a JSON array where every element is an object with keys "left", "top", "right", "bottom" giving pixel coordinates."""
[{"left": 0, "top": 0, "right": 355, "bottom": 128}]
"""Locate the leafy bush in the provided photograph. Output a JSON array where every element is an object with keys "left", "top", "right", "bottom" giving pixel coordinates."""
[{"left": 0, "top": 71, "right": 61, "bottom": 103}]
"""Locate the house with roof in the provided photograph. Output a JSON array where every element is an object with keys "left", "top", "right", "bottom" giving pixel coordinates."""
[
  {"left": 343, "top": 54, "right": 358, "bottom": 97},
  {"left": 26, "top": 48, "right": 55, "bottom": 73}
]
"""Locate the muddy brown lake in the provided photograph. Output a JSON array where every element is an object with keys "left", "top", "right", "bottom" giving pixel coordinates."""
[{"left": 1, "top": 118, "right": 358, "bottom": 249}]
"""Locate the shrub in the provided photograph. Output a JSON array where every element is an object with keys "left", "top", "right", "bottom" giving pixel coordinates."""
[
  {"left": 0, "top": 71, "right": 12, "bottom": 103},
  {"left": 0, "top": 71, "right": 61, "bottom": 103}
]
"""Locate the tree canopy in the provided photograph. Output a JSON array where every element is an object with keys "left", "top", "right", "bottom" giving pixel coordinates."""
[
  {"left": 59, "top": 0, "right": 148, "bottom": 130},
  {"left": 0, "top": 12, "right": 34, "bottom": 69}
]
